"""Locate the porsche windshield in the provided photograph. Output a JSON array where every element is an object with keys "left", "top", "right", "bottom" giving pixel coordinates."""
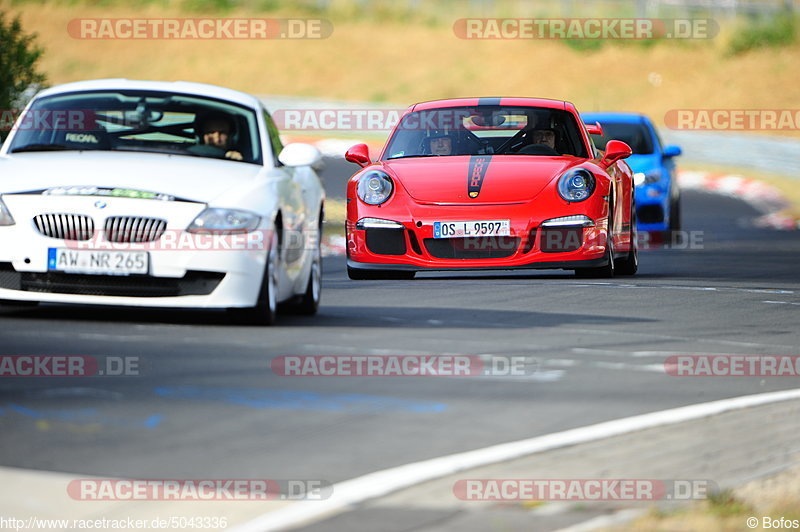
[
  {"left": 384, "top": 106, "right": 589, "bottom": 159},
  {"left": 7, "top": 90, "right": 262, "bottom": 164}
]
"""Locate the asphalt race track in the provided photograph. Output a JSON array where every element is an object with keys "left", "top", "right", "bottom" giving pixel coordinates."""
[{"left": 1, "top": 158, "right": 799, "bottom": 529}]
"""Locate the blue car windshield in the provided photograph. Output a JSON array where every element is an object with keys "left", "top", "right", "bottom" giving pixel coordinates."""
[{"left": 590, "top": 121, "right": 654, "bottom": 155}]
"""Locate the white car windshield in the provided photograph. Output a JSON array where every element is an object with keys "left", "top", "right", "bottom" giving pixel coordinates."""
[
  {"left": 7, "top": 90, "right": 263, "bottom": 164},
  {"left": 384, "top": 106, "right": 589, "bottom": 159}
]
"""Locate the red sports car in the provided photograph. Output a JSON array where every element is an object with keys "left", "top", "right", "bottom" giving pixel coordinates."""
[{"left": 344, "top": 97, "right": 637, "bottom": 279}]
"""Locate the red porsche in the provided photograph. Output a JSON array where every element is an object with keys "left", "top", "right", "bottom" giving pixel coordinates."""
[{"left": 344, "top": 97, "right": 637, "bottom": 279}]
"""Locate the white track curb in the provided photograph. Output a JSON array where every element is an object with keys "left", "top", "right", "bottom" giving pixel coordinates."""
[{"left": 230, "top": 388, "right": 800, "bottom": 532}]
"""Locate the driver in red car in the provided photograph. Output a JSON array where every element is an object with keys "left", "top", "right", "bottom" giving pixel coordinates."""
[
  {"left": 424, "top": 131, "right": 454, "bottom": 156},
  {"left": 530, "top": 128, "right": 557, "bottom": 150},
  {"left": 512, "top": 127, "right": 563, "bottom": 155}
]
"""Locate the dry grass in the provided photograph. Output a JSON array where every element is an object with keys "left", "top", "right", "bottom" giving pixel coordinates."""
[
  {"left": 322, "top": 198, "right": 346, "bottom": 238},
  {"left": 6, "top": 1, "right": 800, "bottom": 136},
  {"left": 600, "top": 464, "right": 800, "bottom": 532}
]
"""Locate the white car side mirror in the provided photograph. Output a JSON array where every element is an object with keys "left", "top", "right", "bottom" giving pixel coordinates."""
[{"left": 278, "top": 143, "right": 323, "bottom": 169}]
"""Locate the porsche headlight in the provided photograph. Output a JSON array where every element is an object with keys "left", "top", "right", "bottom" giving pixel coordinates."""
[
  {"left": 0, "top": 198, "right": 14, "bottom": 226},
  {"left": 633, "top": 169, "right": 662, "bottom": 186},
  {"left": 557, "top": 169, "right": 595, "bottom": 202},
  {"left": 187, "top": 208, "right": 261, "bottom": 234},
  {"left": 357, "top": 170, "right": 394, "bottom": 205}
]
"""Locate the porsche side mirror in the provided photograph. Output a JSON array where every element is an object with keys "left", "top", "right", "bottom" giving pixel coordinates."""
[
  {"left": 585, "top": 122, "right": 603, "bottom": 136},
  {"left": 601, "top": 140, "right": 632, "bottom": 167},
  {"left": 663, "top": 145, "right": 682, "bottom": 158},
  {"left": 345, "top": 144, "right": 371, "bottom": 168}
]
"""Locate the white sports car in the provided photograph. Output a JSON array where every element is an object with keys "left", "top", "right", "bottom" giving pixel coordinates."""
[{"left": 0, "top": 79, "right": 325, "bottom": 324}]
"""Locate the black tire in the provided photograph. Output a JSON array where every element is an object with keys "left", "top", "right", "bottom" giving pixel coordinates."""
[
  {"left": 616, "top": 202, "right": 638, "bottom": 276},
  {"left": 668, "top": 196, "right": 683, "bottom": 246},
  {"left": 0, "top": 299, "right": 39, "bottom": 308},
  {"left": 669, "top": 196, "right": 681, "bottom": 233},
  {"left": 287, "top": 240, "right": 322, "bottom": 316},
  {"left": 575, "top": 198, "right": 616, "bottom": 279},
  {"left": 574, "top": 240, "right": 615, "bottom": 278},
  {"left": 347, "top": 267, "right": 415, "bottom": 280},
  {"left": 229, "top": 232, "right": 279, "bottom": 325}
]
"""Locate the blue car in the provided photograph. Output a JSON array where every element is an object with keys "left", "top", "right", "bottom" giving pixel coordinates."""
[{"left": 581, "top": 112, "right": 682, "bottom": 233}]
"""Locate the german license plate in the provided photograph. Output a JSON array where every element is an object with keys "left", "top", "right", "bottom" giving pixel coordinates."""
[
  {"left": 47, "top": 248, "right": 149, "bottom": 275},
  {"left": 433, "top": 220, "right": 511, "bottom": 239}
]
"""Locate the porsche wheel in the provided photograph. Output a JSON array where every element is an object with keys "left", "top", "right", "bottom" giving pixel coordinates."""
[
  {"left": 616, "top": 203, "right": 638, "bottom": 276},
  {"left": 575, "top": 200, "right": 616, "bottom": 279},
  {"left": 574, "top": 238, "right": 615, "bottom": 278}
]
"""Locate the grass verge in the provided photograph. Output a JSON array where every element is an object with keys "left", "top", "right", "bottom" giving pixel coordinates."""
[
  {"left": 681, "top": 162, "right": 800, "bottom": 220},
  {"left": 5, "top": 2, "right": 800, "bottom": 137},
  {"left": 601, "top": 464, "right": 800, "bottom": 531}
]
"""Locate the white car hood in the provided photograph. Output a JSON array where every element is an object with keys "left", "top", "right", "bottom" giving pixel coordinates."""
[{"left": 0, "top": 151, "right": 264, "bottom": 204}]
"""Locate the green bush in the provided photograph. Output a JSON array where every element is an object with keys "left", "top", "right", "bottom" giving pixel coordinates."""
[
  {"left": 0, "top": 10, "right": 47, "bottom": 142},
  {"left": 727, "top": 14, "right": 797, "bottom": 55},
  {"left": 563, "top": 38, "right": 604, "bottom": 52},
  {"left": 706, "top": 490, "right": 753, "bottom": 517}
]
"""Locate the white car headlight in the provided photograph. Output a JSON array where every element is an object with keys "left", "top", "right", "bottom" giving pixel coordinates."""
[
  {"left": 557, "top": 169, "right": 595, "bottom": 202},
  {"left": 357, "top": 170, "right": 394, "bottom": 205},
  {"left": 0, "top": 198, "right": 15, "bottom": 226},
  {"left": 633, "top": 169, "right": 662, "bottom": 186},
  {"left": 187, "top": 208, "right": 261, "bottom": 234}
]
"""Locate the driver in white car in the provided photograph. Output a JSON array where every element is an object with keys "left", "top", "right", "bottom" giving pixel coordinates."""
[{"left": 192, "top": 112, "right": 243, "bottom": 161}]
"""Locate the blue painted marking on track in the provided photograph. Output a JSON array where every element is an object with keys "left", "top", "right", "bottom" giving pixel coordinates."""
[
  {"left": 1, "top": 404, "right": 162, "bottom": 428},
  {"left": 7, "top": 404, "right": 98, "bottom": 421},
  {"left": 153, "top": 386, "right": 446, "bottom": 413},
  {"left": 144, "top": 414, "right": 163, "bottom": 428}
]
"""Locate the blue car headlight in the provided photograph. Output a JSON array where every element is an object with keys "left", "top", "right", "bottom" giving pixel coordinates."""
[
  {"left": 633, "top": 169, "right": 662, "bottom": 186},
  {"left": 557, "top": 169, "right": 595, "bottom": 202},
  {"left": 357, "top": 170, "right": 394, "bottom": 205}
]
